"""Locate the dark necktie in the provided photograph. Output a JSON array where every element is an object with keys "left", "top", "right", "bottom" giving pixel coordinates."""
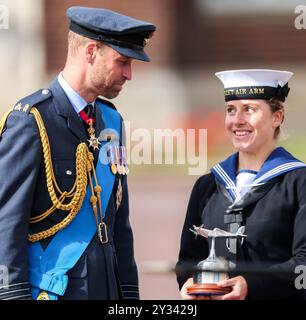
[
  {"left": 79, "top": 104, "right": 95, "bottom": 133},
  {"left": 84, "top": 104, "right": 94, "bottom": 120}
]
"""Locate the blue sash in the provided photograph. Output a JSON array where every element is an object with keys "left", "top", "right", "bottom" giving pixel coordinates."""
[{"left": 28, "top": 102, "right": 121, "bottom": 300}]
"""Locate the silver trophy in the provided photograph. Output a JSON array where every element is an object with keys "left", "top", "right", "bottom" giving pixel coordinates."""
[{"left": 187, "top": 225, "right": 246, "bottom": 296}]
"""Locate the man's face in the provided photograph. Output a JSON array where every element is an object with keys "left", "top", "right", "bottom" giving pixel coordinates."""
[{"left": 89, "top": 45, "right": 133, "bottom": 99}]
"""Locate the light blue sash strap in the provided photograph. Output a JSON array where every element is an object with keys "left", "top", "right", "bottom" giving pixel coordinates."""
[
  {"left": 28, "top": 102, "right": 121, "bottom": 299},
  {"left": 96, "top": 101, "right": 122, "bottom": 215}
]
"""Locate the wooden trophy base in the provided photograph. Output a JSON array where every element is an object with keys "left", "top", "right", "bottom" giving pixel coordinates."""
[{"left": 187, "top": 283, "right": 231, "bottom": 296}]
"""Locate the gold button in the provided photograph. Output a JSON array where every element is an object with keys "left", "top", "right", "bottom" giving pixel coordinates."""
[{"left": 37, "top": 291, "right": 50, "bottom": 300}]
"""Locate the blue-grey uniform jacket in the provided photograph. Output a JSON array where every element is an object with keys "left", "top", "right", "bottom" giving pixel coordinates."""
[{"left": 0, "top": 78, "right": 139, "bottom": 300}]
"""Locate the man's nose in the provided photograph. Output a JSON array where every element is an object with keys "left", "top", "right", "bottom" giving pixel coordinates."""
[{"left": 123, "top": 64, "right": 132, "bottom": 81}]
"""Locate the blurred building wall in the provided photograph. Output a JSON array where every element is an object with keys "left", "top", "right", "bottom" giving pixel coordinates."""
[{"left": 0, "top": 0, "right": 46, "bottom": 112}]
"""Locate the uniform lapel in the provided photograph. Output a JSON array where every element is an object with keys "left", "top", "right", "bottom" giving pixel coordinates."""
[
  {"left": 92, "top": 101, "right": 105, "bottom": 162},
  {"left": 49, "top": 78, "right": 87, "bottom": 142},
  {"left": 94, "top": 102, "right": 105, "bottom": 141}
]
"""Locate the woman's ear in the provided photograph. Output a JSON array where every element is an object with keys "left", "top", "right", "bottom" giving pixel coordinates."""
[{"left": 272, "top": 109, "right": 284, "bottom": 128}]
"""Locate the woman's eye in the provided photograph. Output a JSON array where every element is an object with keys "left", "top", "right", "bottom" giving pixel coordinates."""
[
  {"left": 226, "top": 107, "right": 235, "bottom": 114},
  {"left": 246, "top": 106, "right": 255, "bottom": 113}
]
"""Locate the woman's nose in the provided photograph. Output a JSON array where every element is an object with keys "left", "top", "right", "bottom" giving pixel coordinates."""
[{"left": 233, "top": 111, "right": 246, "bottom": 124}]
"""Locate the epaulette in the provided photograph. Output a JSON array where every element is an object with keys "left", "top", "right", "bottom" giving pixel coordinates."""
[
  {"left": 1, "top": 89, "right": 52, "bottom": 137},
  {"left": 97, "top": 96, "right": 117, "bottom": 111},
  {"left": 13, "top": 88, "right": 52, "bottom": 114}
]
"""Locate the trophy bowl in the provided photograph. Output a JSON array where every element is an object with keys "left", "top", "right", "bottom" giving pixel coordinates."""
[
  {"left": 186, "top": 225, "right": 246, "bottom": 296},
  {"left": 187, "top": 255, "right": 231, "bottom": 296}
]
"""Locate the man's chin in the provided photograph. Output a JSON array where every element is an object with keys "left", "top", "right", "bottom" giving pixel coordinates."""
[{"left": 101, "top": 90, "right": 120, "bottom": 100}]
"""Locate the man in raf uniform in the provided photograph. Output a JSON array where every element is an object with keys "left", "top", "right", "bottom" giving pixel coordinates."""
[{"left": 0, "top": 6, "right": 156, "bottom": 300}]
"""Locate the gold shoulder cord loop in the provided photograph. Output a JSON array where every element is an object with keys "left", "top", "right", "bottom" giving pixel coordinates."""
[
  {"left": 28, "top": 108, "right": 92, "bottom": 242},
  {"left": 1, "top": 107, "right": 104, "bottom": 243}
]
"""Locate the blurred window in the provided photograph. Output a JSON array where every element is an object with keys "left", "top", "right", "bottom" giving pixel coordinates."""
[{"left": 195, "top": 0, "right": 303, "bottom": 15}]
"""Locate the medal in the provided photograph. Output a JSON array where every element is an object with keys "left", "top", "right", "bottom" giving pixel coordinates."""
[
  {"left": 111, "top": 163, "right": 117, "bottom": 175},
  {"left": 121, "top": 146, "right": 129, "bottom": 175},
  {"left": 118, "top": 147, "right": 125, "bottom": 175},
  {"left": 117, "top": 164, "right": 124, "bottom": 175},
  {"left": 114, "top": 146, "right": 123, "bottom": 175},
  {"left": 107, "top": 146, "right": 117, "bottom": 174},
  {"left": 79, "top": 109, "right": 100, "bottom": 151},
  {"left": 87, "top": 134, "right": 101, "bottom": 150},
  {"left": 87, "top": 121, "right": 100, "bottom": 151}
]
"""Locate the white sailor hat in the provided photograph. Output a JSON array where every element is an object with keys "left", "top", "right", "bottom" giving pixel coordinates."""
[{"left": 215, "top": 69, "right": 293, "bottom": 102}]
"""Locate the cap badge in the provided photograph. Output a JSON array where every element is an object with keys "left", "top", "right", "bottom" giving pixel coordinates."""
[
  {"left": 143, "top": 32, "right": 154, "bottom": 47},
  {"left": 143, "top": 38, "right": 150, "bottom": 47}
]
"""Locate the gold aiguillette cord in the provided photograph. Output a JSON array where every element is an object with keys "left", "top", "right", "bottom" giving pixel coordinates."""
[{"left": 87, "top": 152, "right": 108, "bottom": 244}]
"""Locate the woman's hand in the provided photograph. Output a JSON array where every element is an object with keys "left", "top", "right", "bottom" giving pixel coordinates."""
[
  {"left": 180, "top": 278, "right": 212, "bottom": 300},
  {"left": 211, "top": 275, "right": 248, "bottom": 300},
  {"left": 180, "top": 278, "right": 197, "bottom": 300}
]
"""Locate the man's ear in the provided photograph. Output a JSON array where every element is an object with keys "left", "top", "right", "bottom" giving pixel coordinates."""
[{"left": 85, "top": 42, "right": 98, "bottom": 64}]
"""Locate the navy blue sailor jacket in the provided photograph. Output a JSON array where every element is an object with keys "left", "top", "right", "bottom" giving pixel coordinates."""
[
  {"left": 0, "top": 78, "right": 139, "bottom": 300},
  {"left": 177, "top": 149, "right": 306, "bottom": 300}
]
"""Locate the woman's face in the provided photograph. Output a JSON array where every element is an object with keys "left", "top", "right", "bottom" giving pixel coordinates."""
[{"left": 225, "top": 99, "right": 283, "bottom": 154}]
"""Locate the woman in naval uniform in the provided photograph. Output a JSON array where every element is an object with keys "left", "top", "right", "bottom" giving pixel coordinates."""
[{"left": 177, "top": 69, "right": 306, "bottom": 300}]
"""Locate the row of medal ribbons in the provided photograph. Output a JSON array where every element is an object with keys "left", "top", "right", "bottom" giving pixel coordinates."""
[{"left": 107, "top": 145, "right": 129, "bottom": 175}]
